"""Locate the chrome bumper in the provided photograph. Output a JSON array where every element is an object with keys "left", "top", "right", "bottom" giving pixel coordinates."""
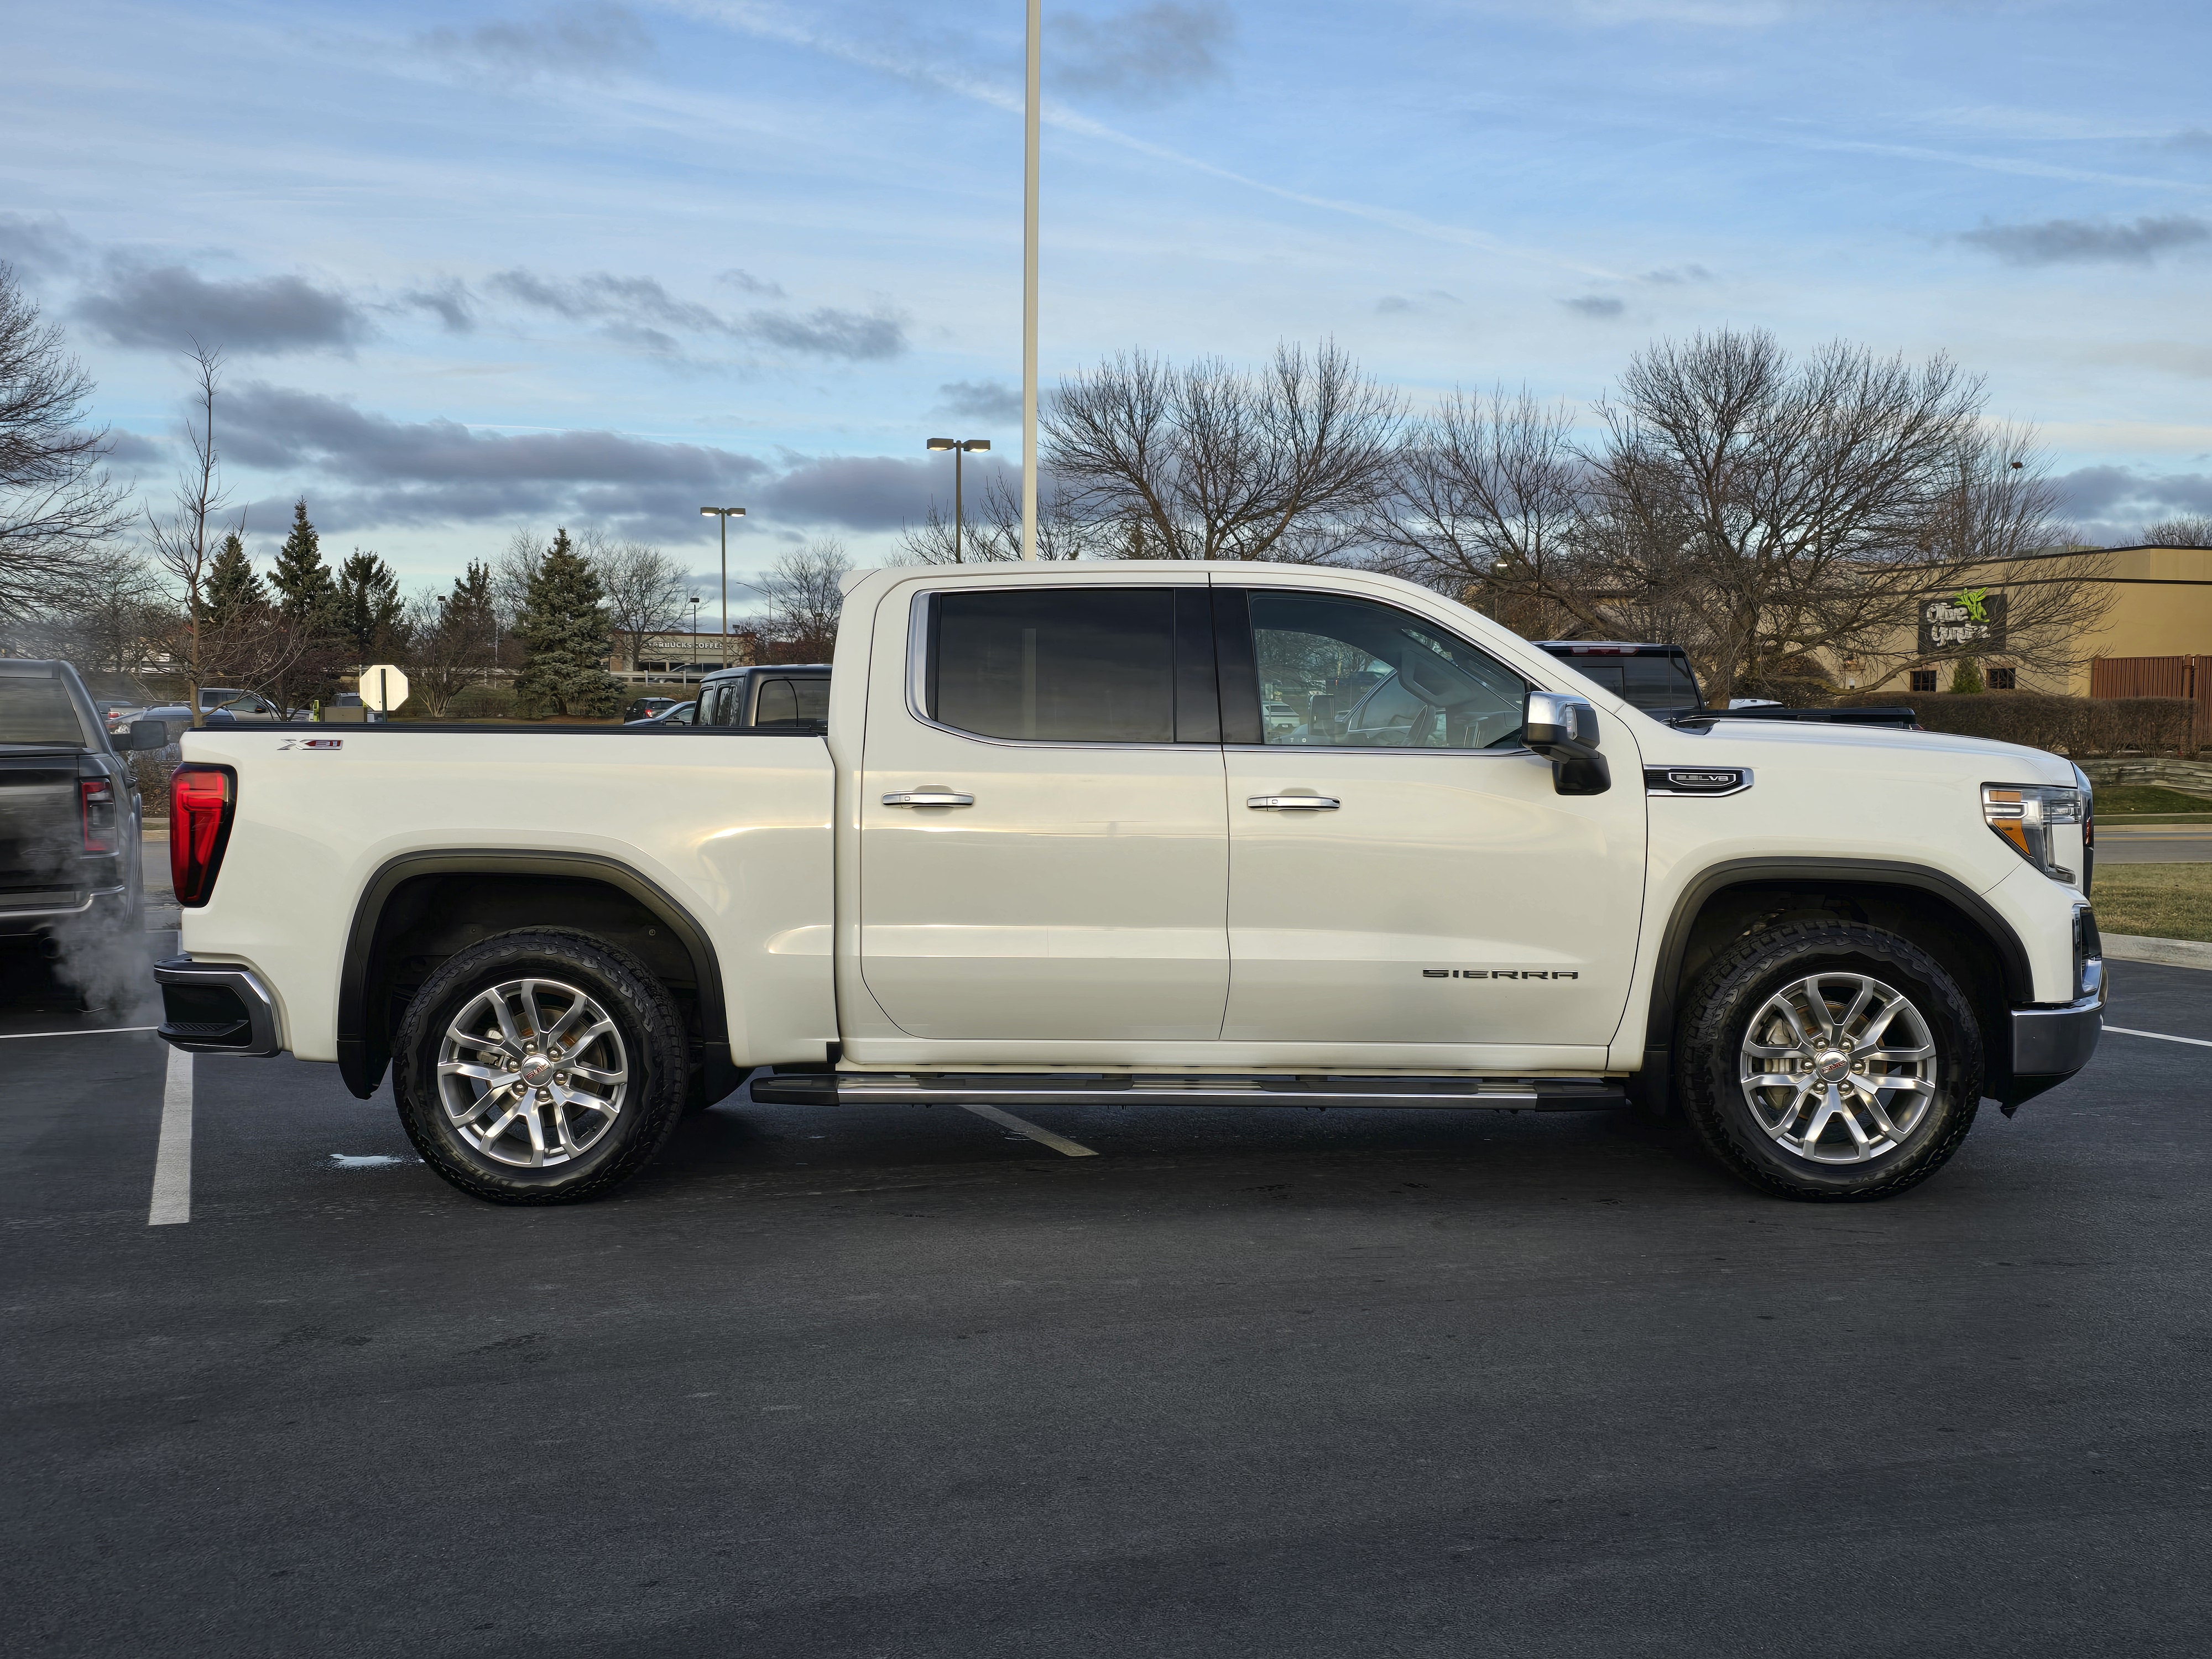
[
  {"left": 154, "top": 955, "right": 284, "bottom": 1056},
  {"left": 0, "top": 883, "right": 129, "bottom": 932},
  {"left": 2000, "top": 988, "right": 2104, "bottom": 1109}
]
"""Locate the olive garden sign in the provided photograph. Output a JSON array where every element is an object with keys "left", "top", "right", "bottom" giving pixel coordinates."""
[{"left": 1919, "top": 588, "right": 2007, "bottom": 655}]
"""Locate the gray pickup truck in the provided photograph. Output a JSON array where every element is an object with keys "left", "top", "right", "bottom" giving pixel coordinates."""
[{"left": 0, "top": 660, "right": 168, "bottom": 953}]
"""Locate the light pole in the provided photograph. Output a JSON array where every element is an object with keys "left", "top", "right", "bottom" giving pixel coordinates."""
[
  {"left": 1021, "top": 0, "right": 1040, "bottom": 561},
  {"left": 698, "top": 507, "right": 746, "bottom": 667},
  {"left": 926, "top": 437, "right": 991, "bottom": 561},
  {"left": 688, "top": 595, "right": 702, "bottom": 674}
]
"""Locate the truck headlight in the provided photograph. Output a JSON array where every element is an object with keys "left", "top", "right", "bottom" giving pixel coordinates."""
[{"left": 1982, "top": 783, "right": 2083, "bottom": 883}]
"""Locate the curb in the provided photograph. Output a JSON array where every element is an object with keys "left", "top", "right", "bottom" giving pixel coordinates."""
[{"left": 2104, "top": 933, "right": 2212, "bottom": 972}]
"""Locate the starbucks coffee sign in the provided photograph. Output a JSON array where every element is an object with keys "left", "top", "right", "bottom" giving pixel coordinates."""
[{"left": 1919, "top": 589, "right": 2006, "bottom": 654}]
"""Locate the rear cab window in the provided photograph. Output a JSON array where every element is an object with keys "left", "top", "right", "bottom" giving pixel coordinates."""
[
  {"left": 924, "top": 587, "right": 1218, "bottom": 745},
  {"left": 0, "top": 674, "right": 95, "bottom": 748}
]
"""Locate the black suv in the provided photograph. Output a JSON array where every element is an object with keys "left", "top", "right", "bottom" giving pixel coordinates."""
[
  {"left": 1535, "top": 641, "right": 1918, "bottom": 730},
  {"left": 0, "top": 661, "right": 168, "bottom": 950}
]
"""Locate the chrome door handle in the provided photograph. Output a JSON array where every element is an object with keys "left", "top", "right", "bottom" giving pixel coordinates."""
[
  {"left": 882, "top": 791, "right": 975, "bottom": 807},
  {"left": 1246, "top": 795, "right": 1339, "bottom": 810}
]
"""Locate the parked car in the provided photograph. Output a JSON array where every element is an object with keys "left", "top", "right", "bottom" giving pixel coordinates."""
[
  {"left": 622, "top": 696, "right": 682, "bottom": 724},
  {"left": 155, "top": 566, "right": 2099, "bottom": 1208},
  {"left": 2, "top": 660, "right": 166, "bottom": 954},
  {"left": 131, "top": 687, "right": 289, "bottom": 739},
  {"left": 1533, "top": 641, "right": 1919, "bottom": 730},
  {"left": 628, "top": 701, "right": 696, "bottom": 726}
]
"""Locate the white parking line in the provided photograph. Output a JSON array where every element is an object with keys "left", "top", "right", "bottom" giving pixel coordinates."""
[
  {"left": 958, "top": 1102, "right": 1099, "bottom": 1157},
  {"left": 149, "top": 1047, "right": 192, "bottom": 1225},
  {"left": 0, "top": 1026, "right": 159, "bottom": 1041},
  {"left": 2106, "top": 1025, "right": 2212, "bottom": 1050}
]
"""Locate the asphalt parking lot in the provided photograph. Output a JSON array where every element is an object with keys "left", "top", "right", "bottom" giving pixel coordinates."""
[{"left": 4, "top": 935, "right": 2209, "bottom": 1658}]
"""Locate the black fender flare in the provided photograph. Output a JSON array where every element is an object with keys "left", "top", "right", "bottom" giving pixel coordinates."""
[
  {"left": 1641, "top": 856, "right": 2033, "bottom": 1092},
  {"left": 337, "top": 849, "right": 732, "bottom": 1101}
]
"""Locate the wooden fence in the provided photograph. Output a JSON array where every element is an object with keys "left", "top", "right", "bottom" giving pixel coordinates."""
[{"left": 2092, "top": 655, "right": 2211, "bottom": 748}]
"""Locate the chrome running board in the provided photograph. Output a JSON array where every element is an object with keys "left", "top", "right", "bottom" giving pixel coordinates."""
[{"left": 749, "top": 1072, "right": 1627, "bottom": 1110}]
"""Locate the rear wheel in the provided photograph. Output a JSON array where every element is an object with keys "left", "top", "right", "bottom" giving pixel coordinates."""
[
  {"left": 393, "top": 930, "right": 689, "bottom": 1204},
  {"left": 1676, "top": 922, "right": 1983, "bottom": 1201}
]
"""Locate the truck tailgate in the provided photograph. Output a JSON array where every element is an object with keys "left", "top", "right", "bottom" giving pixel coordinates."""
[{"left": 0, "top": 750, "right": 86, "bottom": 906}]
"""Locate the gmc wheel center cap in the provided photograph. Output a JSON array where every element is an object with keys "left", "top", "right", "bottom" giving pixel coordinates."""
[
  {"left": 519, "top": 1055, "right": 554, "bottom": 1086},
  {"left": 1815, "top": 1051, "right": 1851, "bottom": 1081}
]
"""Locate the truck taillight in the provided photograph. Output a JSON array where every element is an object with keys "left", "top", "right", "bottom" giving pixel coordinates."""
[
  {"left": 80, "top": 777, "right": 118, "bottom": 854},
  {"left": 170, "top": 765, "right": 236, "bottom": 907}
]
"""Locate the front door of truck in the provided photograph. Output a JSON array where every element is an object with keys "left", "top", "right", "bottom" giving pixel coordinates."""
[
  {"left": 859, "top": 582, "right": 1230, "bottom": 1042},
  {"left": 1217, "top": 587, "right": 1647, "bottom": 1050}
]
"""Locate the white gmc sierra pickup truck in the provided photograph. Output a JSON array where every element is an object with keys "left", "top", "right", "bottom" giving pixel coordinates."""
[{"left": 154, "top": 562, "right": 2104, "bottom": 1204}]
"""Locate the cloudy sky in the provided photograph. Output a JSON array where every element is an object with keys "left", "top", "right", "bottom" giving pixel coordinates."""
[{"left": 4, "top": 0, "right": 2209, "bottom": 603}]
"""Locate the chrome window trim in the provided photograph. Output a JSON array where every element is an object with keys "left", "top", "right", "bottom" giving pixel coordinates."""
[{"left": 1222, "top": 742, "right": 1534, "bottom": 759}]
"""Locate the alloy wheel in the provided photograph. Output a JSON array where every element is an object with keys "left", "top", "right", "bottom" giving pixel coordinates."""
[
  {"left": 435, "top": 978, "right": 629, "bottom": 1168},
  {"left": 1738, "top": 971, "right": 1938, "bottom": 1164}
]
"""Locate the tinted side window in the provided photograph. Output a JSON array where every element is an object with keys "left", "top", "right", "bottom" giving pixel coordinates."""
[
  {"left": 1246, "top": 592, "right": 1527, "bottom": 750},
  {"left": 754, "top": 677, "right": 830, "bottom": 732},
  {"left": 697, "top": 682, "right": 735, "bottom": 727},
  {"left": 929, "top": 589, "right": 1176, "bottom": 744}
]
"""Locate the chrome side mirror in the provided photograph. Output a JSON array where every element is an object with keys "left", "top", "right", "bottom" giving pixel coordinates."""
[{"left": 1524, "top": 692, "right": 1610, "bottom": 796}]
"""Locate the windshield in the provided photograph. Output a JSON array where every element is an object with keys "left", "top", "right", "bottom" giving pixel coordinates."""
[{"left": 0, "top": 675, "right": 93, "bottom": 747}]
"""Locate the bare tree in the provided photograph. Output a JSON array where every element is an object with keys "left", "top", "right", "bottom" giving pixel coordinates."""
[
  {"left": 899, "top": 468, "right": 1090, "bottom": 564},
  {"left": 2140, "top": 514, "right": 2212, "bottom": 548},
  {"left": 491, "top": 525, "right": 544, "bottom": 662},
  {"left": 145, "top": 346, "right": 231, "bottom": 727},
  {"left": 401, "top": 586, "right": 495, "bottom": 717},
  {"left": 749, "top": 537, "right": 850, "bottom": 662},
  {"left": 1045, "top": 340, "right": 1402, "bottom": 562},
  {"left": 1369, "top": 386, "right": 1605, "bottom": 639},
  {"left": 589, "top": 533, "right": 691, "bottom": 667},
  {"left": 0, "top": 262, "right": 133, "bottom": 628},
  {"left": 67, "top": 557, "right": 173, "bottom": 685},
  {"left": 1582, "top": 331, "right": 1994, "bottom": 702}
]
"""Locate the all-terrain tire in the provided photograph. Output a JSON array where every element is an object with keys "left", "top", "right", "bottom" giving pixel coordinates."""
[
  {"left": 1676, "top": 922, "right": 1984, "bottom": 1202},
  {"left": 393, "top": 928, "right": 690, "bottom": 1205}
]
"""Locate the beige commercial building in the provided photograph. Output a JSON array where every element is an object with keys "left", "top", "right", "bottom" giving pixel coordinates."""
[
  {"left": 1848, "top": 542, "right": 2212, "bottom": 698},
  {"left": 609, "top": 629, "right": 760, "bottom": 675}
]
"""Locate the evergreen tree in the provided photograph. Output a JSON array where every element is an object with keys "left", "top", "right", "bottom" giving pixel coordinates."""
[
  {"left": 514, "top": 529, "right": 622, "bottom": 717},
  {"left": 205, "top": 530, "right": 266, "bottom": 630},
  {"left": 269, "top": 498, "right": 336, "bottom": 625},
  {"left": 442, "top": 560, "right": 497, "bottom": 648},
  {"left": 1948, "top": 656, "right": 1986, "bottom": 695},
  {"left": 335, "top": 549, "right": 405, "bottom": 660}
]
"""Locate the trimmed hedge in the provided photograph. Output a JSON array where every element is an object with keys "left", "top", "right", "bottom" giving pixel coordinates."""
[{"left": 1834, "top": 692, "right": 2197, "bottom": 757}]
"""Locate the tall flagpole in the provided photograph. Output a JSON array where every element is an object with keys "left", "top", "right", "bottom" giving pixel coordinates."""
[{"left": 1020, "top": 0, "right": 1040, "bottom": 561}]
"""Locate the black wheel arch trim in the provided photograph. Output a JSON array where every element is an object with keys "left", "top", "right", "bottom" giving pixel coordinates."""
[
  {"left": 1642, "top": 856, "right": 2035, "bottom": 1101},
  {"left": 338, "top": 849, "right": 734, "bottom": 1102}
]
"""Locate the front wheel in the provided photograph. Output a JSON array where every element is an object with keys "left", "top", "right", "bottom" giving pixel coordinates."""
[
  {"left": 393, "top": 930, "right": 690, "bottom": 1204},
  {"left": 1676, "top": 922, "right": 1984, "bottom": 1201}
]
